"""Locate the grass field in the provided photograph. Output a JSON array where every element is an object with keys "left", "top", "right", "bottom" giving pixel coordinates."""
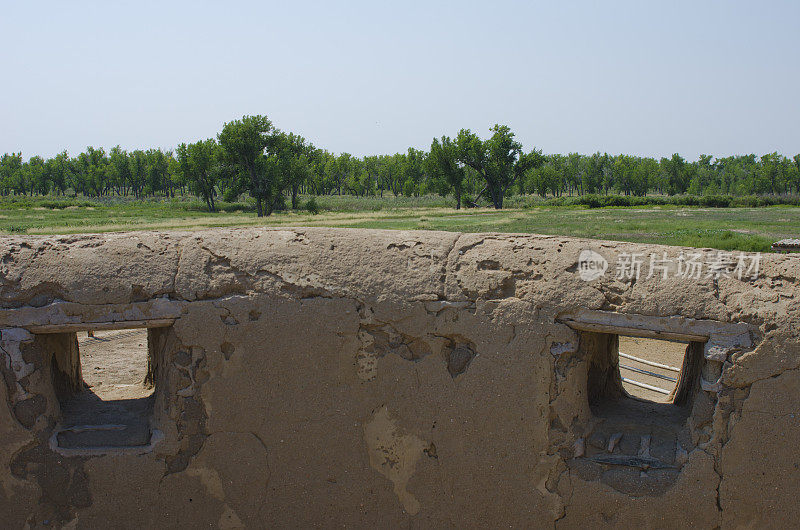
[{"left": 1, "top": 195, "right": 799, "bottom": 252}]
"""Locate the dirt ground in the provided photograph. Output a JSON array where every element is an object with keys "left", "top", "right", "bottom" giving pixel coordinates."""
[
  {"left": 618, "top": 336, "right": 686, "bottom": 402},
  {"left": 77, "top": 328, "right": 152, "bottom": 401},
  {"left": 53, "top": 329, "right": 155, "bottom": 448}
]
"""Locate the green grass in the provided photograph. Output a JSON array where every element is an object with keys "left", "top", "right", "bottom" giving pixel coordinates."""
[{"left": 1, "top": 195, "right": 798, "bottom": 252}]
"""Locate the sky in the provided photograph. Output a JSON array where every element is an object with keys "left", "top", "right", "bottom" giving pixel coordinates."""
[{"left": 1, "top": 0, "right": 798, "bottom": 160}]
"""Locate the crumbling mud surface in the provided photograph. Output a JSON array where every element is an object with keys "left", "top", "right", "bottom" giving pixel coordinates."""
[{"left": 0, "top": 227, "right": 798, "bottom": 528}]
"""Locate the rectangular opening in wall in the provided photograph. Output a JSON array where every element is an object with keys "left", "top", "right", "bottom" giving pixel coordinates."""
[
  {"left": 582, "top": 331, "right": 705, "bottom": 424},
  {"left": 50, "top": 327, "right": 160, "bottom": 452},
  {"left": 557, "top": 312, "right": 732, "bottom": 472},
  {"left": 618, "top": 336, "right": 685, "bottom": 403}
]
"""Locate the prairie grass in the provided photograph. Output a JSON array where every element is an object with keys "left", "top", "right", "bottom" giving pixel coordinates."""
[{"left": 2, "top": 195, "right": 798, "bottom": 252}]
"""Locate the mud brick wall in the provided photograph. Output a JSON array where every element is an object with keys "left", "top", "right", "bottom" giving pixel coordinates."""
[{"left": 1, "top": 227, "right": 798, "bottom": 528}]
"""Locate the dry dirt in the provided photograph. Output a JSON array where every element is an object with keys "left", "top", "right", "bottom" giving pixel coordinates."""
[
  {"left": 619, "top": 336, "right": 686, "bottom": 402},
  {"left": 77, "top": 329, "right": 152, "bottom": 401},
  {"left": 54, "top": 329, "right": 155, "bottom": 448}
]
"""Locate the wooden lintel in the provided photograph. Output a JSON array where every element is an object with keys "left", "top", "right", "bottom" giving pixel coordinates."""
[
  {"left": 25, "top": 319, "right": 176, "bottom": 334},
  {"left": 557, "top": 318, "right": 708, "bottom": 343}
]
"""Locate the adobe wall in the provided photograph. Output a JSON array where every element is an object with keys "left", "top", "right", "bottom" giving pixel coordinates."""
[{"left": 0, "top": 227, "right": 798, "bottom": 528}]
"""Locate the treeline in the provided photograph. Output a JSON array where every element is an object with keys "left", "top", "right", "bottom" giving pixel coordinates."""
[{"left": 1, "top": 115, "right": 798, "bottom": 214}]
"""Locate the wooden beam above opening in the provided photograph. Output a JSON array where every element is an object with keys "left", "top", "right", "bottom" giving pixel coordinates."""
[
  {"left": 25, "top": 319, "right": 176, "bottom": 334},
  {"left": 557, "top": 318, "right": 708, "bottom": 343}
]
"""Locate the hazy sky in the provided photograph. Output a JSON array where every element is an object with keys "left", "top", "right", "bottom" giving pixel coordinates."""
[{"left": 1, "top": 0, "right": 798, "bottom": 160}]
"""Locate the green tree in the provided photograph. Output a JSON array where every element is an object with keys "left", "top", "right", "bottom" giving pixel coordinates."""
[
  {"left": 27, "top": 156, "right": 48, "bottom": 195},
  {"left": 129, "top": 150, "right": 147, "bottom": 198},
  {"left": 77, "top": 147, "right": 108, "bottom": 197},
  {"left": 218, "top": 115, "right": 274, "bottom": 216},
  {"left": 427, "top": 136, "right": 466, "bottom": 208},
  {"left": 108, "top": 146, "right": 131, "bottom": 196},
  {"left": 0, "top": 153, "right": 23, "bottom": 195},
  {"left": 254, "top": 154, "right": 287, "bottom": 216},
  {"left": 145, "top": 149, "right": 169, "bottom": 196},
  {"left": 791, "top": 154, "right": 800, "bottom": 193},
  {"left": 275, "top": 132, "right": 314, "bottom": 208},
  {"left": 45, "top": 151, "right": 72, "bottom": 196},
  {"left": 177, "top": 139, "right": 219, "bottom": 212},
  {"left": 375, "top": 154, "right": 405, "bottom": 196},
  {"left": 758, "top": 152, "right": 783, "bottom": 194},
  {"left": 660, "top": 153, "right": 688, "bottom": 195},
  {"left": 456, "top": 125, "right": 523, "bottom": 209},
  {"left": 584, "top": 152, "right": 605, "bottom": 194},
  {"left": 526, "top": 164, "right": 561, "bottom": 197},
  {"left": 402, "top": 148, "right": 425, "bottom": 197}
]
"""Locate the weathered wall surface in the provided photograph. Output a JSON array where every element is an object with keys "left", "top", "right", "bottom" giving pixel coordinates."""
[{"left": 0, "top": 227, "right": 798, "bottom": 528}]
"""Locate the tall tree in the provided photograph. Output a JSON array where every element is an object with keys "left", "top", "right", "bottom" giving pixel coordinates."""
[
  {"left": 427, "top": 136, "right": 466, "bottom": 209},
  {"left": 275, "top": 132, "right": 314, "bottom": 209},
  {"left": 145, "top": 149, "right": 169, "bottom": 196},
  {"left": 792, "top": 154, "right": 800, "bottom": 193},
  {"left": 129, "top": 150, "right": 147, "bottom": 198},
  {"left": 0, "top": 153, "right": 24, "bottom": 195},
  {"left": 456, "top": 125, "right": 523, "bottom": 209},
  {"left": 660, "top": 153, "right": 688, "bottom": 195},
  {"left": 46, "top": 151, "right": 72, "bottom": 196},
  {"left": 218, "top": 115, "right": 274, "bottom": 216},
  {"left": 402, "top": 148, "right": 425, "bottom": 197},
  {"left": 27, "top": 156, "right": 48, "bottom": 195},
  {"left": 108, "top": 146, "right": 131, "bottom": 195},
  {"left": 177, "top": 139, "right": 219, "bottom": 212}
]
